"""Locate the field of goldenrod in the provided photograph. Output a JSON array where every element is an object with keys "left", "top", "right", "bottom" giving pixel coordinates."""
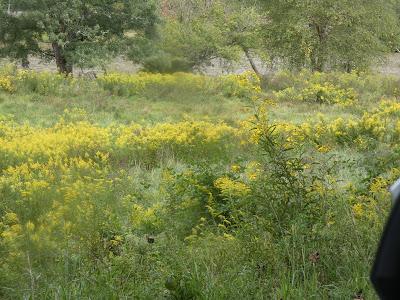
[{"left": 0, "top": 68, "right": 399, "bottom": 298}]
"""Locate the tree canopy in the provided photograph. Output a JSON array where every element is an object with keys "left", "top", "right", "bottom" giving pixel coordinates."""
[
  {"left": 0, "top": 0, "right": 158, "bottom": 74},
  {"left": 262, "top": 0, "right": 400, "bottom": 71},
  {"left": 1, "top": 0, "right": 399, "bottom": 74},
  {"left": 135, "top": 0, "right": 266, "bottom": 73},
  {"left": 136, "top": 0, "right": 400, "bottom": 73}
]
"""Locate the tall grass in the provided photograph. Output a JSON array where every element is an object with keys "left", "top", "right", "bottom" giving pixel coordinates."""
[{"left": 0, "top": 69, "right": 398, "bottom": 298}]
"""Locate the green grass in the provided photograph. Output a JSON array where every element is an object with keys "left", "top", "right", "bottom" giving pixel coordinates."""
[{"left": 0, "top": 90, "right": 250, "bottom": 126}]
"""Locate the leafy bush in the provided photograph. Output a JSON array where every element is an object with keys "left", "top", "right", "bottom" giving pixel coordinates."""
[
  {"left": 13, "top": 70, "right": 76, "bottom": 95},
  {"left": 268, "top": 70, "right": 400, "bottom": 104},
  {"left": 141, "top": 52, "right": 193, "bottom": 73},
  {"left": 274, "top": 82, "right": 357, "bottom": 105}
]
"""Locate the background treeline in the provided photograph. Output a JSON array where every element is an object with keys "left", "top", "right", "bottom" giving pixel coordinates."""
[{"left": 1, "top": 0, "right": 400, "bottom": 75}]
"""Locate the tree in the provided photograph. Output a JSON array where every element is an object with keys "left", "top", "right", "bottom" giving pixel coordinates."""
[
  {"left": 262, "top": 0, "right": 400, "bottom": 72},
  {"left": 136, "top": 0, "right": 267, "bottom": 74},
  {"left": 0, "top": 1, "right": 41, "bottom": 68},
  {"left": 0, "top": 0, "right": 158, "bottom": 75}
]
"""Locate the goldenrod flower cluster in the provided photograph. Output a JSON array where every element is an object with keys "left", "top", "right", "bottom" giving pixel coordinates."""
[
  {"left": 0, "top": 116, "right": 250, "bottom": 268},
  {"left": 220, "top": 71, "right": 262, "bottom": 100},
  {"left": 274, "top": 82, "right": 357, "bottom": 105},
  {"left": 214, "top": 176, "right": 251, "bottom": 198},
  {"left": 0, "top": 76, "right": 15, "bottom": 93},
  {"left": 0, "top": 68, "right": 263, "bottom": 102},
  {"left": 14, "top": 69, "right": 76, "bottom": 95},
  {"left": 0, "top": 68, "right": 79, "bottom": 95},
  {"left": 98, "top": 71, "right": 262, "bottom": 100},
  {"left": 247, "top": 99, "right": 400, "bottom": 150}
]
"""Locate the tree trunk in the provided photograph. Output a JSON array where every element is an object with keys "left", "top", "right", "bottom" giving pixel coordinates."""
[
  {"left": 310, "top": 22, "right": 327, "bottom": 71},
  {"left": 243, "top": 48, "right": 262, "bottom": 78},
  {"left": 52, "top": 42, "right": 73, "bottom": 76},
  {"left": 310, "top": 54, "right": 323, "bottom": 72},
  {"left": 21, "top": 56, "right": 30, "bottom": 69}
]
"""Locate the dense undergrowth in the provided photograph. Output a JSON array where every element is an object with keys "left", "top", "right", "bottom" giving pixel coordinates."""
[{"left": 0, "top": 68, "right": 399, "bottom": 299}]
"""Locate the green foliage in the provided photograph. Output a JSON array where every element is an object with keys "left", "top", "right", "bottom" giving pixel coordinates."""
[
  {"left": 274, "top": 82, "right": 357, "bottom": 105},
  {"left": 0, "top": 69, "right": 399, "bottom": 298},
  {"left": 97, "top": 71, "right": 262, "bottom": 101},
  {"left": 268, "top": 70, "right": 400, "bottom": 104},
  {"left": 263, "top": 0, "right": 400, "bottom": 71},
  {"left": 136, "top": 0, "right": 266, "bottom": 73},
  {"left": 0, "top": 0, "right": 158, "bottom": 74}
]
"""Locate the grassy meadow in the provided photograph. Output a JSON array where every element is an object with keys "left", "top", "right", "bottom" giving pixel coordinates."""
[{"left": 0, "top": 67, "right": 400, "bottom": 299}]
